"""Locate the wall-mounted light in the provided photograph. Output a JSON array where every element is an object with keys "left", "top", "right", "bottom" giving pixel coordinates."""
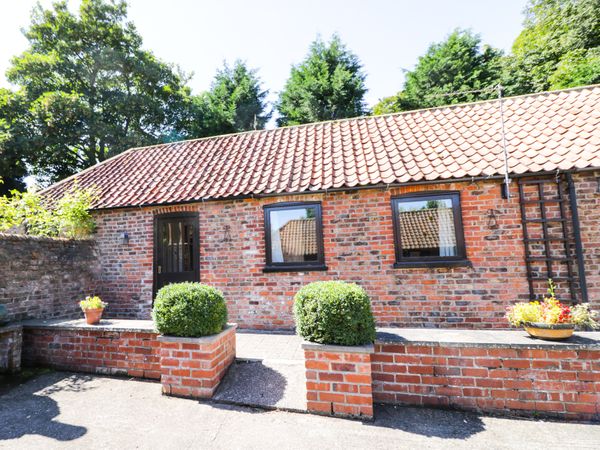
[
  {"left": 487, "top": 209, "right": 499, "bottom": 229},
  {"left": 121, "top": 232, "right": 129, "bottom": 245},
  {"left": 222, "top": 224, "right": 232, "bottom": 243}
]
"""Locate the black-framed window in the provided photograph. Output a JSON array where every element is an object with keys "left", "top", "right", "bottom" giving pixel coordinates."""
[
  {"left": 391, "top": 192, "right": 469, "bottom": 268},
  {"left": 263, "top": 202, "right": 326, "bottom": 272}
]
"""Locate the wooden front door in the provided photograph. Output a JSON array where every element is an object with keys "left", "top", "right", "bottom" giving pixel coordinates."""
[{"left": 154, "top": 213, "right": 200, "bottom": 295}]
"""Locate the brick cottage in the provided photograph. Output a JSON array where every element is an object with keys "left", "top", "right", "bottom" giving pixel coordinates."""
[{"left": 42, "top": 86, "right": 600, "bottom": 330}]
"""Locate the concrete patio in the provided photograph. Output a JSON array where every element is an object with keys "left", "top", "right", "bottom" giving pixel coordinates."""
[
  {"left": 1, "top": 371, "right": 599, "bottom": 449},
  {"left": 215, "top": 331, "right": 306, "bottom": 411}
]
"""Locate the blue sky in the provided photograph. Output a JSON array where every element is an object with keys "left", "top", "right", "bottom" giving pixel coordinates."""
[{"left": 0, "top": 0, "right": 527, "bottom": 115}]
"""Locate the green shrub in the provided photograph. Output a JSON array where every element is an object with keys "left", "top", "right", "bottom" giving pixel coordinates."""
[
  {"left": 0, "top": 183, "right": 96, "bottom": 238},
  {"left": 293, "top": 281, "right": 376, "bottom": 346},
  {"left": 152, "top": 282, "right": 228, "bottom": 337}
]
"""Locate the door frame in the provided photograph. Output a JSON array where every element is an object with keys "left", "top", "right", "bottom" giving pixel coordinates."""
[{"left": 152, "top": 211, "right": 200, "bottom": 299}]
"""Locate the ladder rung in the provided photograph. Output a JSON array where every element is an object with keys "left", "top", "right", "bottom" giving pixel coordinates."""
[
  {"left": 526, "top": 257, "right": 574, "bottom": 262},
  {"left": 523, "top": 218, "right": 566, "bottom": 223},
  {"left": 528, "top": 276, "right": 576, "bottom": 281},
  {"left": 521, "top": 199, "right": 564, "bottom": 205},
  {"left": 524, "top": 238, "right": 568, "bottom": 243}
]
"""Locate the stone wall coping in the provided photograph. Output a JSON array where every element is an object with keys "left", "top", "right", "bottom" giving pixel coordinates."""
[
  {"left": 157, "top": 324, "right": 237, "bottom": 344},
  {"left": 376, "top": 327, "right": 600, "bottom": 349},
  {"left": 0, "top": 323, "right": 23, "bottom": 334},
  {"left": 0, "top": 232, "right": 95, "bottom": 243},
  {"left": 301, "top": 340, "right": 375, "bottom": 354},
  {"left": 21, "top": 318, "right": 156, "bottom": 333}
]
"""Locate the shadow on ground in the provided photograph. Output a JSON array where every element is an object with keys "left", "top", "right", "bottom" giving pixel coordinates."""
[
  {"left": 213, "top": 360, "right": 288, "bottom": 408},
  {"left": 0, "top": 372, "right": 89, "bottom": 441},
  {"left": 369, "top": 404, "right": 486, "bottom": 439},
  {"left": 213, "top": 359, "right": 307, "bottom": 412}
]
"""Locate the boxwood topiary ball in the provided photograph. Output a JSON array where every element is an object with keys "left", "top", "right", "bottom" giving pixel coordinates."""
[
  {"left": 152, "top": 282, "right": 227, "bottom": 337},
  {"left": 293, "top": 281, "right": 376, "bottom": 346}
]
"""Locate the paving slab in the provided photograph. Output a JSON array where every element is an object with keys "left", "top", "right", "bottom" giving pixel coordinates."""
[
  {"left": 213, "top": 359, "right": 306, "bottom": 412},
  {"left": 1, "top": 372, "right": 599, "bottom": 450},
  {"left": 236, "top": 331, "right": 304, "bottom": 361}
]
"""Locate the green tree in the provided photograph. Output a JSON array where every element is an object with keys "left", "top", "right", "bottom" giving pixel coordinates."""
[
  {"left": 277, "top": 35, "right": 368, "bottom": 126},
  {"left": 504, "top": 0, "right": 600, "bottom": 94},
  {"left": 5, "top": 0, "right": 191, "bottom": 185},
  {"left": 179, "top": 60, "right": 271, "bottom": 139},
  {"left": 374, "top": 30, "right": 503, "bottom": 114},
  {"left": 0, "top": 89, "right": 33, "bottom": 194}
]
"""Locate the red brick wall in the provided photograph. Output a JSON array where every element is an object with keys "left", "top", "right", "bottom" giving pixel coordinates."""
[
  {"left": 574, "top": 171, "right": 600, "bottom": 304},
  {"left": 159, "top": 325, "right": 236, "bottom": 398},
  {"left": 304, "top": 348, "right": 373, "bottom": 418},
  {"left": 23, "top": 327, "right": 160, "bottom": 379},
  {"left": 372, "top": 342, "right": 600, "bottom": 421},
  {"left": 92, "top": 172, "right": 599, "bottom": 330}
]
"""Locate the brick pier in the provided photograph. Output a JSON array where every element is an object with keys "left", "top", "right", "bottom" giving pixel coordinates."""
[
  {"left": 302, "top": 342, "right": 374, "bottom": 419},
  {"left": 158, "top": 324, "right": 236, "bottom": 398}
]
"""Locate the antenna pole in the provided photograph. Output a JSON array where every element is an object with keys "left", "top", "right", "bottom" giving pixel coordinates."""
[{"left": 498, "top": 84, "right": 511, "bottom": 199}]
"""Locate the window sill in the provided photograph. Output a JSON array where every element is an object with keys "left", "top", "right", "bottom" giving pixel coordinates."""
[
  {"left": 393, "top": 260, "right": 472, "bottom": 269},
  {"left": 263, "top": 264, "right": 328, "bottom": 273}
]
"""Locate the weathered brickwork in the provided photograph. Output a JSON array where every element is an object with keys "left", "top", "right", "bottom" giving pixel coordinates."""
[
  {"left": 372, "top": 342, "right": 600, "bottom": 422},
  {"left": 23, "top": 327, "right": 161, "bottom": 379},
  {"left": 304, "top": 345, "right": 374, "bottom": 419},
  {"left": 573, "top": 171, "right": 600, "bottom": 304},
  {"left": 0, "top": 324, "right": 22, "bottom": 374},
  {"left": 158, "top": 325, "right": 236, "bottom": 398},
  {"left": 92, "top": 173, "right": 599, "bottom": 330},
  {"left": 0, "top": 234, "right": 100, "bottom": 322}
]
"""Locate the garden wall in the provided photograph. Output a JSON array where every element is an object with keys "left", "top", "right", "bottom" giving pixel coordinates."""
[
  {"left": 92, "top": 171, "right": 600, "bottom": 330},
  {"left": 372, "top": 329, "right": 600, "bottom": 422},
  {"left": 0, "top": 234, "right": 100, "bottom": 322},
  {"left": 22, "top": 320, "right": 161, "bottom": 379}
]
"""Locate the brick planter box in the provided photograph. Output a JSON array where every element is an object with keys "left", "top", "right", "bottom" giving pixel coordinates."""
[
  {"left": 0, "top": 324, "right": 23, "bottom": 374},
  {"left": 302, "top": 341, "right": 374, "bottom": 419},
  {"left": 158, "top": 324, "right": 236, "bottom": 399}
]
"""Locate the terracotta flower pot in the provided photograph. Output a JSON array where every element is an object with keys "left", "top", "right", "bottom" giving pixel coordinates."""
[
  {"left": 523, "top": 322, "right": 575, "bottom": 341},
  {"left": 83, "top": 308, "right": 104, "bottom": 325}
]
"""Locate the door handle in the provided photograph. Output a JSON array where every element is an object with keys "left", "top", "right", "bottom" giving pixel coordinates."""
[{"left": 158, "top": 265, "right": 162, "bottom": 274}]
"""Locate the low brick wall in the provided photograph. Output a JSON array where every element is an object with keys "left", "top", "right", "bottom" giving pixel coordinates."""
[
  {"left": 0, "top": 324, "right": 22, "bottom": 374},
  {"left": 159, "top": 325, "right": 236, "bottom": 399},
  {"left": 23, "top": 319, "right": 237, "bottom": 400},
  {"left": 303, "top": 342, "right": 374, "bottom": 419},
  {"left": 22, "top": 320, "right": 161, "bottom": 379},
  {"left": 373, "top": 329, "right": 600, "bottom": 422}
]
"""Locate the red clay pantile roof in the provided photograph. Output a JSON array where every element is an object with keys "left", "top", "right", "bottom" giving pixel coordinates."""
[
  {"left": 398, "top": 208, "right": 456, "bottom": 250},
  {"left": 279, "top": 218, "right": 317, "bottom": 258},
  {"left": 43, "top": 85, "right": 600, "bottom": 209}
]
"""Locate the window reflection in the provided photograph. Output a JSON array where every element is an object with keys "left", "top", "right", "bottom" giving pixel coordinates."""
[{"left": 269, "top": 207, "right": 318, "bottom": 263}]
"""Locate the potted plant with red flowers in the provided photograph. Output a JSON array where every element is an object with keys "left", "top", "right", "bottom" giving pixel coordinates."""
[
  {"left": 79, "top": 295, "right": 107, "bottom": 325},
  {"left": 507, "top": 280, "right": 598, "bottom": 340}
]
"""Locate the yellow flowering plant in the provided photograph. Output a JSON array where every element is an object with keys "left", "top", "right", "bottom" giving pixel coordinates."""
[
  {"left": 79, "top": 295, "right": 107, "bottom": 311},
  {"left": 506, "top": 279, "right": 598, "bottom": 329}
]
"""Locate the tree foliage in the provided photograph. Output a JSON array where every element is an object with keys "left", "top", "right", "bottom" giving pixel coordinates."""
[
  {"left": 0, "top": 184, "right": 97, "bottom": 238},
  {"left": 0, "top": 89, "right": 31, "bottom": 194},
  {"left": 374, "top": 30, "right": 504, "bottom": 114},
  {"left": 505, "top": 0, "right": 600, "bottom": 95},
  {"left": 4, "top": 0, "right": 190, "bottom": 184},
  {"left": 179, "top": 60, "right": 271, "bottom": 139},
  {"left": 277, "top": 35, "right": 368, "bottom": 126}
]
